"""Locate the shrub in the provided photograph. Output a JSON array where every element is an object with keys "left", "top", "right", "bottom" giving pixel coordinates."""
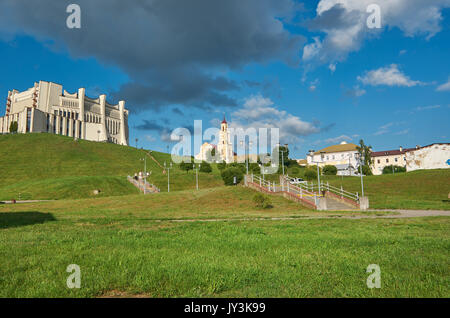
[
  {"left": 179, "top": 161, "right": 193, "bottom": 173},
  {"left": 252, "top": 193, "right": 272, "bottom": 209},
  {"left": 382, "top": 165, "right": 406, "bottom": 174},
  {"left": 228, "top": 162, "right": 247, "bottom": 174},
  {"left": 249, "top": 163, "right": 260, "bottom": 174},
  {"left": 199, "top": 161, "right": 212, "bottom": 173},
  {"left": 217, "top": 162, "right": 227, "bottom": 171},
  {"left": 290, "top": 167, "right": 300, "bottom": 176},
  {"left": 304, "top": 168, "right": 317, "bottom": 181},
  {"left": 323, "top": 165, "right": 338, "bottom": 175},
  {"left": 221, "top": 167, "right": 244, "bottom": 186}
]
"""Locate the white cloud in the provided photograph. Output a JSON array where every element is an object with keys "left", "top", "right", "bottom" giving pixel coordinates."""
[
  {"left": 374, "top": 122, "right": 394, "bottom": 136},
  {"left": 358, "top": 64, "right": 423, "bottom": 87},
  {"left": 302, "top": 37, "right": 322, "bottom": 61},
  {"left": 346, "top": 85, "right": 366, "bottom": 97},
  {"left": 303, "top": 0, "right": 450, "bottom": 65},
  {"left": 415, "top": 105, "right": 441, "bottom": 111},
  {"left": 394, "top": 129, "right": 410, "bottom": 135},
  {"left": 436, "top": 77, "right": 450, "bottom": 91},
  {"left": 231, "top": 95, "right": 321, "bottom": 143},
  {"left": 329, "top": 63, "right": 336, "bottom": 73},
  {"left": 325, "top": 135, "right": 352, "bottom": 144},
  {"left": 309, "top": 79, "right": 320, "bottom": 92}
]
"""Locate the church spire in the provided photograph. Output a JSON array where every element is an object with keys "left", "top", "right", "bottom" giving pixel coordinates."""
[{"left": 221, "top": 114, "right": 227, "bottom": 124}]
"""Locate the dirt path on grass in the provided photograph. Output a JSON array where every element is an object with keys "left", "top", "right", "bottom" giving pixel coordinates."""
[{"left": 163, "top": 210, "right": 450, "bottom": 223}]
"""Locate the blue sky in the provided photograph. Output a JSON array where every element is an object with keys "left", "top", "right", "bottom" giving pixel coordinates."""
[{"left": 0, "top": 0, "right": 449, "bottom": 158}]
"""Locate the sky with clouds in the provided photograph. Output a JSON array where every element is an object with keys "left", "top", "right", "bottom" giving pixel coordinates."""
[{"left": 0, "top": 0, "right": 449, "bottom": 158}]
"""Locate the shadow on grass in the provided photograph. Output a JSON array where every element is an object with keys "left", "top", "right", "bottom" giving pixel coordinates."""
[{"left": 0, "top": 212, "right": 56, "bottom": 229}]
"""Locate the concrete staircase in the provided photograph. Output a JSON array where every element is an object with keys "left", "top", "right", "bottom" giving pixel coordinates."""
[
  {"left": 324, "top": 197, "right": 357, "bottom": 211},
  {"left": 244, "top": 175, "right": 368, "bottom": 211}
]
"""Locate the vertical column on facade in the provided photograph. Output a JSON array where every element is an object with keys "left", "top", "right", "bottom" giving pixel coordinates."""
[
  {"left": 30, "top": 108, "right": 35, "bottom": 132},
  {"left": 99, "top": 94, "right": 107, "bottom": 142},
  {"left": 118, "top": 101, "right": 127, "bottom": 146},
  {"left": 68, "top": 119, "right": 73, "bottom": 137},
  {"left": 78, "top": 88, "right": 85, "bottom": 139},
  {"left": 49, "top": 114, "right": 55, "bottom": 133},
  {"left": 74, "top": 120, "right": 80, "bottom": 139},
  {"left": 56, "top": 116, "right": 61, "bottom": 135},
  {"left": 62, "top": 116, "right": 67, "bottom": 136}
]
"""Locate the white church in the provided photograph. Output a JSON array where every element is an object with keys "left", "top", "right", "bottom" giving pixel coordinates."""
[
  {"left": 0, "top": 80, "right": 129, "bottom": 146},
  {"left": 195, "top": 116, "right": 234, "bottom": 163}
]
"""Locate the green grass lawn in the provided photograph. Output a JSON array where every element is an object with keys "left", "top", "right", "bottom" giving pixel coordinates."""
[
  {"left": 320, "top": 170, "right": 450, "bottom": 210},
  {"left": 0, "top": 187, "right": 448, "bottom": 297}
]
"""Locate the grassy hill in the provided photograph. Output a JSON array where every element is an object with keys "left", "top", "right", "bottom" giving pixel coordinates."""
[
  {"left": 276, "top": 165, "right": 450, "bottom": 210},
  {"left": 0, "top": 133, "right": 223, "bottom": 200}
]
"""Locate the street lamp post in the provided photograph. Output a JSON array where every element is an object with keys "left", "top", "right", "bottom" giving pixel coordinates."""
[
  {"left": 97, "top": 130, "right": 101, "bottom": 142},
  {"left": 164, "top": 161, "right": 172, "bottom": 192},
  {"left": 240, "top": 140, "right": 253, "bottom": 175},
  {"left": 356, "top": 153, "right": 365, "bottom": 197},
  {"left": 311, "top": 152, "right": 325, "bottom": 194},
  {"left": 135, "top": 138, "right": 138, "bottom": 149},
  {"left": 279, "top": 144, "right": 288, "bottom": 176},
  {"left": 140, "top": 157, "right": 147, "bottom": 194},
  {"left": 193, "top": 163, "right": 201, "bottom": 190}
]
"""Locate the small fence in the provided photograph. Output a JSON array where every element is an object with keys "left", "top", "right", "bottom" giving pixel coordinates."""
[
  {"left": 246, "top": 174, "right": 319, "bottom": 209},
  {"left": 245, "top": 174, "right": 364, "bottom": 210},
  {"left": 127, "top": 176, "right": 160, "bottom": 194},
  {"left": 283, "top": 176, "right": 361, "bottom": 208}
]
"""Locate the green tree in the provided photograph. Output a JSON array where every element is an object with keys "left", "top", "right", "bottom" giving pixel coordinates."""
[
  {"left": 217, "top": 162, "right": 227, "bottom": 171},
  {"left": 356, "top": 139, "right": 373, "bottom": 167},
  {"left": 273, "top": 145, "right": 289, "bottom": 167},
  {"left": 179, "top": 160, "right": 193, "bottom": 173},
  {"left": 304, "top": 168, "right": 317, "bottom": 181},
  {"left": 323, "top": 165, "right": 338, "bottom": 175},
  {"left": 249, "top": 163, "right": 260, "bottom": 174},
  {"left": 221, "top": 167, "right": 244, "bottom": 186},
  {"left": 199, "top": 161, "right": 212, "bottom": 173}
]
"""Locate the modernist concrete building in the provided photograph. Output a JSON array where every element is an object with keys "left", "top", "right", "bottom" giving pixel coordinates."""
[{"left": 0, "top": 81, "right": 129, "bottom": 145}]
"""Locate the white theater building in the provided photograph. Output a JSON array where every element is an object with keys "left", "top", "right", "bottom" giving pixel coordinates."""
[{"left": 0, "top": 81, "right": 129, "bottom": 145}]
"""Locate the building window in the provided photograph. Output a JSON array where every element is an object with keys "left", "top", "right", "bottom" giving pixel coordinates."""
[
  {"left": 386, "top": 159, "right": 389, "bottom": 163},
  {"left": 78, "top": 122, "right": 82, "bottom": 138},
  {"left": 395, "top": 158, "right": 398, "bottom": 162},
  {"left": 377, "top": 159, "right": 380, "bottom": 164},
  {"left": 46, "top": 114, "right": 50, "bottom": 132}
]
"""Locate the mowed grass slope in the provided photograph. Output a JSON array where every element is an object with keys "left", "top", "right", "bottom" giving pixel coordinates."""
[
  {"left": 0, "top": 133, "right": 223, "bottom": 200},
  {"left": 0, "top": 188, "right": 448, "bottom": 297},
  {"left": 321, "top": 170, "right": 450, "bottom": 210}
]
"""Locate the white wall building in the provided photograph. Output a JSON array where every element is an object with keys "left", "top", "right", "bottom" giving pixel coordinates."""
[
  {"left": 307, "top": 141, "right": 360, "bottom": 176},
  {"left": 405, "top": 143, "right": 450, "bottom": 172},
  {"left": 0, "top": 81, "right": 129, "bottom": 145},
  {"left": 370, "top": 146, "right": 415, "bottom": 175}
]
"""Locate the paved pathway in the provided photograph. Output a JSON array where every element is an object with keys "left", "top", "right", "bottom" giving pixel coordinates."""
[{"left": 162, "top": 210, "right": 450, "bottom": 223}]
